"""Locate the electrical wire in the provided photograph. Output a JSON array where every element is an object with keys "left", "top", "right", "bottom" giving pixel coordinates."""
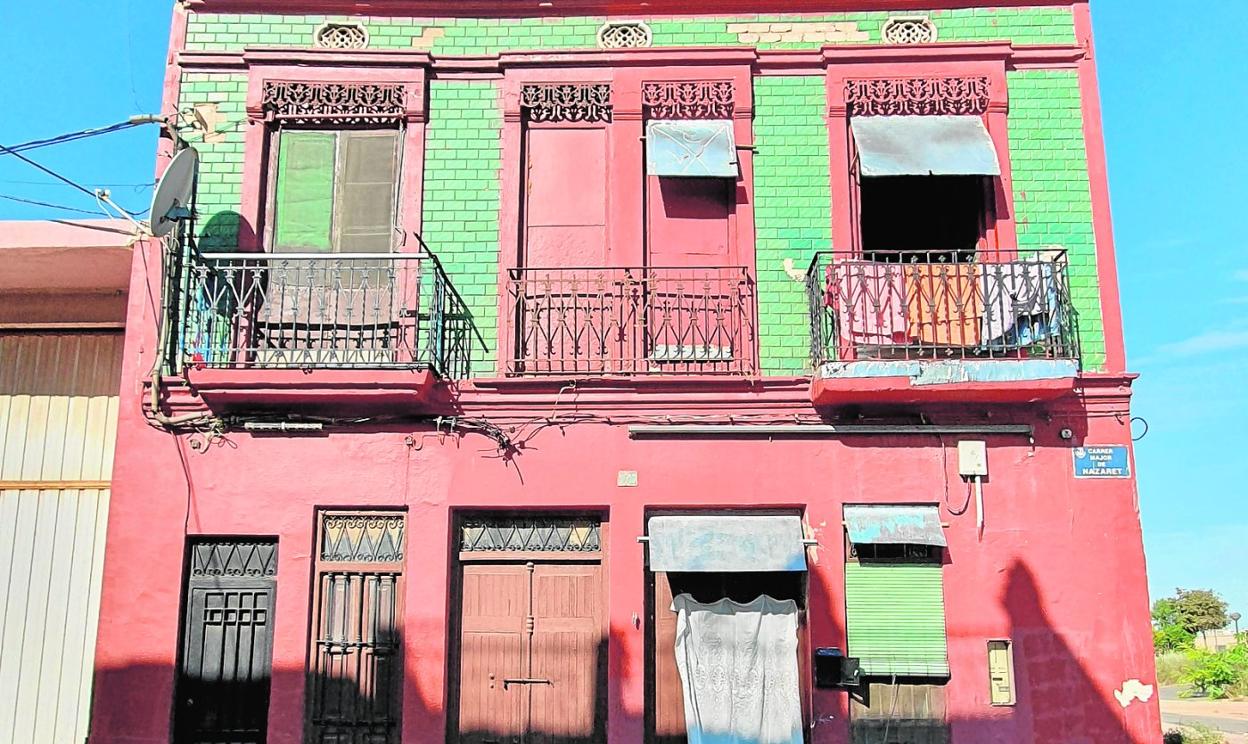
[
  {"left": 1, "top": 121, "right": 143, "bottom": 155},
  {"left": 0, "top": 193, "right": 108, "bottom": 216},
  {"left": 0, "top": 143, "right": 100, "bottom": 199}
]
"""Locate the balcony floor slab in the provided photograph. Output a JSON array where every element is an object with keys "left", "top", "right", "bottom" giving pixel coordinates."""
[
  {"left": 185, "top": 367, "right": 438, "bottom": 415},
  {"left": 811, "top": 359, "right": 1079, "bottom": 406}
]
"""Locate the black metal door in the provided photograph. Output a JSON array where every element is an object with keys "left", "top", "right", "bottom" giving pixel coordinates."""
[{"left": 175, "top": 540, "right": 278, "bottom": 744}]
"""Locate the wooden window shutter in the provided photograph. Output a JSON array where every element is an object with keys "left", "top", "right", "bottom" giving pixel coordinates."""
[
  {"left": 845, "top": 562, "right": 949, "bottom": 677},
  {"left": 336, "top": 130, "right": 400, "bottom": 253},
  {"left": 273, "top": 130, "right": 336, "bottom": 251}
]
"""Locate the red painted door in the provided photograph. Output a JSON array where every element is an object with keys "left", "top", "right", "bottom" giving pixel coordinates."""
[
  {"left": 456, "top": 564, "right": 529, "bottom": 744},
  {"left": 528, "top": 563, "right": 605, "bottom": 743},
  {"left": 646, "top": 177, "right": 734, "bottom": 268},
  {"left": 523, "top": 126, "right": 609, "bottom": 268},
  {"left": 454, "top": 561, "right": 604, "bottom": 744},
  {"left": 644, "top": 176, "right": 745, "bottom": 372}
]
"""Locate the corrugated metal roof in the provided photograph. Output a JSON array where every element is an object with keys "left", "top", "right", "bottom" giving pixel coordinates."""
[
  {"left": 851, "top": 115, "right": 1001, "bottom": 177},
  {"left": 647, "top": 514, "right": 807, "bottom": 572},
  {"left": 646, "top": 119, "right": 738, "bottom": 177},
  {"left": 844, "top": 505, "right": 946, "bottom": 546}
]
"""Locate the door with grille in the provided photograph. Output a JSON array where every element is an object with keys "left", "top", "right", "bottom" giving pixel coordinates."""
[
  {"left": 307, "top": 511, "right": 406, "bottom": 744},
  {"left": 174, "top": 540, "right": 278, "bottom": 744},
  {"left": 452, "top": 516, "right": 605, "bottom": 744}
]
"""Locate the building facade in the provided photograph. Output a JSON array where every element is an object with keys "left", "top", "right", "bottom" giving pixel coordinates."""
[
  {"left": 89, "top": 1, "right": 1159, "bottom": 742},
  {"left": 0, "top": 219, "right": 131, "bottom": 744}
]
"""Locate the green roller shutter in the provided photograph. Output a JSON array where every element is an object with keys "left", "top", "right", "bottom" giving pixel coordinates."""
[{"left": 845, "top": 562, "right": 949, "bottom": 677}]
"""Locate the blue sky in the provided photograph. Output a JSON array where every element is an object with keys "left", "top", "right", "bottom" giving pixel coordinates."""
[{"left": 1, "top": 2, "right": 1243, "bottom": 616}]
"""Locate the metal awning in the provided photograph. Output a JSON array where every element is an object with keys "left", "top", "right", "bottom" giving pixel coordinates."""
[
  {"left": 850, "top": 115, "right": 1001, "bottom": 177},
  {"left": 646, "top": 119, "right": 738, "bottom": 177},
  {"left": 647, "top": 515, "right": 807, "bottom": 572},
  {"left": 844, "top": 505, "right": 946, "bottom": 546}
]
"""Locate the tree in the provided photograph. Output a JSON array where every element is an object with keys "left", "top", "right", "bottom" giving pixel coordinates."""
[
  {"left": 1174, "top": 589, "right": 1230, "bottom": 636},
  {"left": 1152, "top": 589, "right": 1229, "bottom": 653}
]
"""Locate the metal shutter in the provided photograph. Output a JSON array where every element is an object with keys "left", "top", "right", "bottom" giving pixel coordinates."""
[{"left": 845, "top": 562, "right": 949, "bottom": 677}]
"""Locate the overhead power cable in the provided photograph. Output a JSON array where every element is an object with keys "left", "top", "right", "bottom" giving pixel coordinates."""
[
  {"left": 2, "top": 121, "right": 144, "bottom": 155},
  {"left": 0, "top": 143, "right": 100, "bottom": 200},
  {"left": 0, "top": 193, "right": 108, "bottom": 217}
]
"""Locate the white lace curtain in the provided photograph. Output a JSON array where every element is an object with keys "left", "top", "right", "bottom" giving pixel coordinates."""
[{"left": 672, "top": 594, "right": 804, "bottom": 744}]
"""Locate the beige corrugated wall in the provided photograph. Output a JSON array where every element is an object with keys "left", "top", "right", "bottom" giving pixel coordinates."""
[{"left": 0, "top": 332, "right": 122, "bottom": 744}]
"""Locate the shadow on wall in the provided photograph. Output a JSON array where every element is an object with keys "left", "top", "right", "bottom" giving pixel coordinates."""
[{"left": 87, "top": 563, "right": 1155, "bottom": 744}]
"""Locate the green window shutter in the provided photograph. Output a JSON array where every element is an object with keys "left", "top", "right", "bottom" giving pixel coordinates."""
[
  {"left": 845, "top": 562, "right": 949, "bottom": 677},
  {"left": 273, "top": 130, "right": 335, "bottom": 252}
]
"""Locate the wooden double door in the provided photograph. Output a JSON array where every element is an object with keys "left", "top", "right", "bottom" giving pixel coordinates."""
[{"left": 453, "top": 560, "right": 606, "bottom": 744}]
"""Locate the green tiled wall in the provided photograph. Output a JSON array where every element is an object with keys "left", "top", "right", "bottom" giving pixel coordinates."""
[
  {"left": 1007, "top": 70, "right": 1105, "bottom": 370},
  {"left": 184, "top": 7, "right": 1075, "bottom": 53},
  {"left": 421, "top": 81, "right": 503, "bottom": 375},
  {"left": 180, "top": 72, "right": 247, "bottom": 250},
  {"left": 753, "top": 76, "right": 832, "bottom": 375},
  {"left": 178, "top": 6, "right": 1109, "bottom": 376}
]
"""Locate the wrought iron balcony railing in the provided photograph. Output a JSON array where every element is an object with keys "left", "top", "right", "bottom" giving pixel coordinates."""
[
  {"left": 170, "top": 249, "right": 474, "bottom": 378},
  {"left": 506, "top": 266, "right": 756, "bottom": 376},
  {"left": 807, "top": 250, "right": 1079, "bottom": 367}
]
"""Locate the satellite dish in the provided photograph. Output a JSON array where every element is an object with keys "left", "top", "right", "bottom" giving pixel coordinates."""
[{"left": 149, "top": 147, "right": 198, "bottom": 237}]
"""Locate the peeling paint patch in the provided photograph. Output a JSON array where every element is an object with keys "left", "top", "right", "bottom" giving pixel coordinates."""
[
  {"left": 1113, "top": 679, "right": 1154, "bottom": 708},
  {"left": 727, "top": 21, "right": 869, "bottom": 44}
]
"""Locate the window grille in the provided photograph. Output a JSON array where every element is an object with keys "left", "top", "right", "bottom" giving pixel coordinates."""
[
  {"left": 459, "top": 516, "right": 602, "bottom": 553},
  {"left": 597, "top": 21, "right": 653, "bottom": 49},
  {"left": 882, "top": 16, "right": 938, "bottom": 45},
  {"left": 314, "top": 22, "right": 369, "bottom": 49}
]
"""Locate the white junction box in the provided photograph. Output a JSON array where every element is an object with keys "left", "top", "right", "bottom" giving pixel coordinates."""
[{"left": 957, "top": 440, "right": 988, "bottom": 477}]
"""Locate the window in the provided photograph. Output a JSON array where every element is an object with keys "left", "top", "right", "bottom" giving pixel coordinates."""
[
  {"left": 860, "top": 175, "right": 989, "bottom": 260},
  {"left": 307, "top": 510, "right": 406, "bottom": 744},
  {"left": 843, "top": 505, "right": 949, "bottom": 679},
  {"left": 850, "top": 114, "right": 1000, "bottom": 259},
  {"left": 270, "top": 129, "right": 400, "bottom": 253}
]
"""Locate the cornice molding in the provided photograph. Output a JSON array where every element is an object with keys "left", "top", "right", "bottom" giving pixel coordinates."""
[
  {"left": 179, "top": 42, "right": 1086, "bottom": 76},
  {"left": 186, "top": 0, "right": 1083, "bottom": 18}
]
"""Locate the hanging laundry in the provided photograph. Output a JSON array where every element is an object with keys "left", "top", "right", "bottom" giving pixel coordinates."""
[
  {"left": 978, "top": 261, "right": 1061, "bottom": 351},
  {"left": 672, "top": 594, "right": 803, "bottom": 744},
  {"left": 905, "top": 263, "right": 983, "bottom": 347},
  {"left": 825, "top": 260, "right": 908, "bottom": 349}
]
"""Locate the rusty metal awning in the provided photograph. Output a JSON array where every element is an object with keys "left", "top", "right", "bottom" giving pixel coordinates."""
[
  {"left": 647, "top": 515, "right": 807, "bottom": 572},
  {"left": 844, "top": 505, "right": 946, "bottom": 546},
  {"left": 850, "top": 115, "right": 1001, "bottom": 177},
  {"left": 645, "top": 119, "right": 738, "bottom": 177}
]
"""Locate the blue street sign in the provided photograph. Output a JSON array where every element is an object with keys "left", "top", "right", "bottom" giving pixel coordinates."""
[{"left": 1072, "top": 446, "right": 1131, "bottom": 479}]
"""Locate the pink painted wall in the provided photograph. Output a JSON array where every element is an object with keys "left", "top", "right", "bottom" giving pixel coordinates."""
[{"left": 90, "top": 239, "right": 1159, "bottom": 744}]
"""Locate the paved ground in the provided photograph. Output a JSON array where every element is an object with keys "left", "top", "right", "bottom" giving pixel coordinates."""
[{"left": 1160, "top": 686, "right": 1248, "bottom": 741}]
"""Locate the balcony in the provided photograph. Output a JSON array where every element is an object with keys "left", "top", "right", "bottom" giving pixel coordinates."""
[
  {"left": 805, "top": 250, "right": 1080, "bottom": 405},
  {"left": 505, "top": 266, "right": 756, "bottom": 377},
  {"left": 170, "top": 249, "right": 473, "bottom": 412}
]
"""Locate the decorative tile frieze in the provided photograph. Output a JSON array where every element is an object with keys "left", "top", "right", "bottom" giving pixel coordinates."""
[
  {"left": 520, "top": 83, "right": 612, "bottom": 123},
  {"left": 642, "top": 81, "right": 734, "bottom": 119},
  {"left": 845, "top": 76, "right": 990, "bottom": 117},
  {"left": 261, "top": 81, "right": 406, "bottom": 125}
]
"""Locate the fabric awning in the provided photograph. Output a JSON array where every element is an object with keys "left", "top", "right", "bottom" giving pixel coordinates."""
[
  {"left": 850, "top": 115, "right": 1001, "bottom": 177},
  {"left": 646, "top": 119, "right": 738, "bottom": 177},
  {"left": 647, "top": 515, "right": 807, "bottom": 572},
  {"left": 844, "top": 505, "right": 947, "bottom": 546}
]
